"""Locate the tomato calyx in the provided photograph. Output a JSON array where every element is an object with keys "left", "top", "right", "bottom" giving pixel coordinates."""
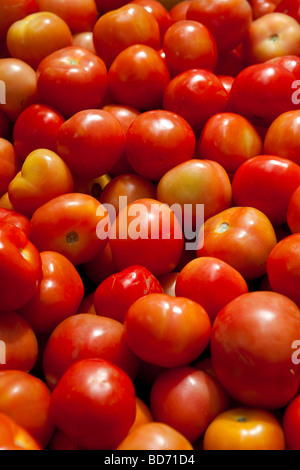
[{"left": 66, "top": 231, "right": 79, "bottom": 243}]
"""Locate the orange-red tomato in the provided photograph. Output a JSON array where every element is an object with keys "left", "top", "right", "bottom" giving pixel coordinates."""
[
  {"left": 0, "top": 413, "right": 41, "bottom": 450},
  {"left": 0, "top": 0, "right": 38, "bottom": 41},
  {"left": 0, "top": 138, "right": 21, "bottom": 197},
  {"left": 264, "top": 110, "right": 300, "bottom": 165},
  {"left": 38, "top": 0, "right": 99, "bottom": 33}
]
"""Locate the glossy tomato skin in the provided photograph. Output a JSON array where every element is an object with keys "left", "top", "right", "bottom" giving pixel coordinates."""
[
  {"left": 0, "top": 413, "right": 41, "bottom": 451},
  {"left": 211, "top": 291, "right": 300, "bottom": 409},
  {"left": 283, "top": 394, "right": 300, "bottom": 450},
  {"left": 43, "top": 314, "right": 140, "bottom": 390},
  {"left": 131, "top": 0, "right": 173, "bottom": 39},
  {"left": 125, "top": 110, "right": 196, "bottom": 181},
  {"left": 0, "top": 0, "right": 38, "bottom": 41},
  {"left": 0, "top": 208, "right": 30, "bottom": 236},
  {"left": 196, "top": 206, "right": 277, "bottom": 280},
  {"left": 0, "top": 222, "right": 42, "bottom": 312},
  {"left": 72, "top": 32, "right": 96, "bottom": 54},
  {"left": 163, "top": 69, "right": 228, "bottom": 133},
  {"left": 169, "top": 1, "right": 192, "bottom": 21},
  {"left": 30, "top": 193, "right": 109, "bottom": 266},
  {"left": 150, "top": 367, "right": 230, "bottom": 444},
  {"left": 38, "top": 0, "right": 99, "bottom": 33},
  {"left": 18, "top": 251, "right": 84, "bottom": 335},
  {"left": 250, "top": 0, "right": 279, "bottom": 19},
  {"left": 108, "top": 198, "right": 184, "bottom": 277},
  {"left": 13, "top": 104, "right": 65, "bottom": 162},
  {"left": 267, "top": 54, "right": 300, "bottom": 79},
  {"left": 175, "top": 257, "right": 249, "bottom": 323},
  {"left": 275, "top": 0, "right": 300, "bottom": 22},
  {"left": 50, "top": 358, "right": 136, "bottom": 450},
  {"left": 203, "top": 408, "right": 285, "bottom": 450},
  {"left": 232, "top": 155, "right": 300, "bottom": 226},
  {"left": 94, "top": 265, "right": 163, "bottom": 323},
  {"left": 56, "top": 110, "right": 126, "bottom": 180},
  {"left": 264, "top": 110, "right": 300, "bottom": 164},
  {"left": 0, "top": 138, "right": 21, "bottom": 196},
  {"left": 0, "top": 370, "right": 54, "bottom": 449},
  {"left": 124, "top": 293, "right": 211, "bottom": 368},
  {"left": 36, "top": 47, "right": 107, "bottom": 117}
]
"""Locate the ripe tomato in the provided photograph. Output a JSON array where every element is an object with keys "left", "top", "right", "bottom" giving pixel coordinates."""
[
  {"left": 50, "top": 358, "right": 136, "bottom": 450},
  {"left": 250, "top": 0, "right": 279, "bottom": 19},
  {"left": 0, "top": 138, "right": 21, "bottom": 197},
  {"left": 0, "top": 208, "right": 30, "bottom": 236},
  {"left": 72, "top": 32, "right": 96, "bottom": 54},
  {"left": 275, "top": 0, "right": 300, "bottom": 22},
  {"left": 131, "top": 0, "right": 173, "bottom": 38},
  {"left": 267, "top": 54, "right": 300, "bottom": 79},
  {"left": 130, "top": 397, "right": 153, "bottom": 434},
  {"left": 150, "top": 367, "right": 230, "bottom": 443},
  {"left": 0, "top": 0, "right": 38, "bottom": 41},
  {"left": 116, "top": 422, "right": 194, "bottom": 450},
  {"left": 264, "top": 110, "right": 300, "bottom": 164},
  {"left": 169, "top": 1, "right": 192, "bottom": 21},
  {"left": 124, "top": 293, "right": 211, "bottom": 368},
  {"left": 211, "top": 291, "right": 300, "bottom": 409},
  {"left": 203, "top": 408, "right": 285, "bottom": 450},
  {"left": 17, "top": 251, "right": 84, "bottom": 335},
  {"left": 158, "top": 272, "right": 179, "bottom": 297},
  {"left": 48, "top": 429, "right": 80, "bottom": 451},
  {"left": 287, "top": 186, "right": 300, "bottom": 233},
  {"left": 38, "top": 0, "right": 99, "bottom": 33},
  {"left": 36, "top": 47, "right": 107, "bottom": 118},
  {"left": 94, "top": 265, "right": 163, "bottom": 323},
  {"left": 13, "top": 104, "right": 65, "bottom": 162},
  {"left": 175, "top": 257, "right": 249, "bottom": 323},
  {"left": 283, "top": 394, "right": 300, "bottom": 450},
  {"left": 0, "top": 413, "right": 41, "bottom": 450},
  {"left": 30, "top": 193, "right": 109, "bottom": 266},
  {"left": 6, "top": 12, "right": 73, "bottom": 70}
]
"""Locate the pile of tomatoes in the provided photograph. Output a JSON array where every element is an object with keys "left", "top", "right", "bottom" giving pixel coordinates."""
[{"left": 1, "top": 0, "right": 300, "bottom": 451}]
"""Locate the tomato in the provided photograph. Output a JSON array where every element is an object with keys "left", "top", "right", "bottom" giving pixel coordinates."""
[
  {"left": 186, "top": 0, "right": 252, "bottom": 54},
  {"left": 130, "top": 397, "right": 153, "bottom": 433},
  {"left": 217, "top": 75, "right": 234, "bottom": 97},
  {"left": 150, "top": 367, "right": 230, "bottom": 444},
  {"left": 131, "top": 0, "right": 173, "bottom": 38},
  {"left": 264, "top": 110, "right": 300, "bottom": 164},
  {"left": 163, "top": 69, "right": 228, "bottom": 133},
  {"left": 38, "top": 0, "right": 99, "bottom": 33},
  {"left": 36, "top": 47, "right": 107, "bottom": 118},
  {"left": 74, "top": 174, "right": 111, "bottom": 203},
  {"left": 203, "top": 408, "right": 285, "bottom": 450},
  {"left": 17, "top": 251, "right": 84, "bottom": 334},
  {"left": 0, "top": 0, "right": 38, "bottom": 41},
  {"left": 0, "top": 311, "right": 38, "bottom": 373},
  {"left": 250, "top": 0, "right": 279, "bottom": 19},
  {"left": 0, "top": 370, "right": 54, "bottom": 448},
  {"left": 0, "top": 58, "right": 37, "bottom": 121},
  {"left": 0, "top": 208, "right": 30, "bottom": 236},
  {"left": 287, "top": 186, "right": 300, "bottom": 233},
  {"left": 56, "top": 110, "right": 126, "bottom": 180},
  {"left": 175, "top": 257, "right": 249, "bottom": 324},
  {"left": 13, "top": 104, "right": 65, "bottom": 162},
  {"left": 125, "top": 110, "right": 196, "bottom": 181},
  {"left": 83, "top": 242, "right": 117, "bottom": 285},
  {"left": 169, "top": 1, "right": 192, "bottom": 21},
  {"left": 244, "top": 12, "right": 300, "bottom": 65},
  {"left": 0, "top": 138, "right": 21, "bottom": 197},
  {"left": 0, "top": 413, "right": 41, "bottom": 450},
  {"left": 232, "top": 155, "right": 300, "bottom": 227},
  {"left": 214, "top": 46, "right": 245, "bottom": 77},
  {"left": 124, "top": 293, "right": 211, "bottom": 368},
  {"left": 77, "top": 293, "right": 96, "bottom": 315},
  {"left": 196, "top": 113, "right": 263, "bottom": 175},
  {"left": 8, "top": 149, "right": 74, "bottom": 217},
  {"left": 267, "top": 54, "right": 300, "bottom": 78},
  {"left": 283, "top": 394, "right": 300, "bottom": 450},
  {"left": 116, "top": 422, "right": 194, "bottom": 450},
  {"left": 43, "top": 313, "right": 140, "bottom": 390},
  {"left": 30, "top": 193, "right": 109, "bottom": 266},
  {"left": 108, "top": 198, "right": 184, "bottom": 277},
  {"left": 158, "top": 272, "right": 179, "bottom": 296},
  {"left": 275, "top": 0, "right": 300, "bottom": 22},
  {"left": 50, "top": 358, "right": 136, "bottom": 450},
  {"left": 0, "top": 193, "right": 14, "bottom": 211},
  {"left": 162, "top": 20, "right": 218, "bottom": 77},
  {"left": 94, "top": 265, "right": 163, "bottom": 323},
  {"left": 72, "top": 32, "right": 96, "bottom": 54},
  {"left": 108, "top": 44, "right": 170, "bottom": 111},
  {"left": 211, "top": 291, "right": 300, "bottom": 409},
  {"left": 196, "top": 206, "right": 277, "bottom": 279},
  {"left": 93, "top": 4, "right": 161, "bottom": 68},
  {"left": 6, "top": 12, "right": 73, "bottom": 70},
  {"left": 228, "top": 63, "right": 299, "bottom": 127}
]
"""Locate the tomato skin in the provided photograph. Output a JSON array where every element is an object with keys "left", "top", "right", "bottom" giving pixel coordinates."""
[
  {"left": 94, "top": 265, "right": 163, "bottom": 323},
  {"left": 283, "top": 394, "right": 300, "bottom": 450},
  {"left": 196, "top": 206, "right": 277, "bottom": 280},
  {"left": 287, "top": 186, "right": 300, "bottom": 233},
  {"left": 211, "top": 291, "right": 300, "bottom": 409},
  {"left": 13, "top": 104, "right": 65, "bottom": 162},
  {"left": 131, "top": 0, "right": 173, "bottom": 39},
  {"left": 175, "top": 257, "right": 249, "bottom": 324},
  {"left": 0, "top": 138, "right": 21, "bottom": 196},
  {"left": 130, "top": 397, "right": 153, "bottom": 434},
  {"left": 125, "top": 110, "right": 196, "bottom": 181},
  {"left": 150, "top": 367, "right": 230, "bottom": 444},
  {"left": 17, "top": 251, "right": 84, "bottom": 335},
  {"left": 267, "top": 54, "right": 300, "bottom": 79},
  {"left": 30, "top": 193, "right": 109, "bottom": 266},
  {"left": 275, "top": 0, "right": 300, "bottom": 23},
  {"left": 72, "top": 32, "right": 96, "bottom": 54},
  {"left": 56, "top": 110, "right": 126, "bottom": 180},
  {"left": 264, "top": 110, "right": 300, "bottom": 165},
  {"left": 0, "top": 413, "right": 41, "bottom": 450},
  {"left": 124, "top": 293, "right": 211, "bottom": 368},
  {"left": 50, "top": 358, "right": 136, "bottom": 450},
  {"left": 36, "top": 47, "right": 107, "bottom": 118},
  {"left": 203, "top": 408, "right": 285, "bottom": 450},
  {"left": 0, "top": 208, "right": 30, "bottom": 236},
  {"left": 0, "top": 0, "right": 39, "bottom": 41}
]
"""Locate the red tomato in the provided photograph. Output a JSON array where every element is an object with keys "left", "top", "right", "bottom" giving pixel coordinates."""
[
  {"left": 48, "top": 429, "right": 80, "bottom": 451},
  {"left": 18, "top": 251, "right": 84, "bottom": 334},
  {"left": 56, "top": 110, "right": 126, "bottom": 179},
  {"left": 72, "top": 32, "right": 96, "bottom": 54},
  {"left": 36, "top": 47, "right": 107, "bottom": 117},
  {"left": 0, "top": 208, "right": 30, "bottom": 236},
  {"left": 13, "top": 104, "right": 65, "bottom": 162},
  {"left": 43, "top": 314, "right": 140, "bottom": 390},
  {"left": 0, "top": 370, "right": 54, "bottom": 448},
  {"left": 283, "top": 394, "right": 300, "bottom": 450},
  {"left": 108, "top": 44, "right": 170, "bottom": 111},
  {"left": 94, "top": 265, "right": 163, "bottom": 323},
  {"left": 175, "top": 257, "right": 249, "bottom": 323},
  {"left": 77, "top": 293, "right": 96, "bottom": 315},
  {"left": 250, "top": 0, "right": 279, "bottom": 19},
  {"left": 150, "top": 367, "right": 230, "bottom": 443},
  {"left": 108, "top": 198, "right": 184, "bottom": 277},
  {"left": 169, "top": 1, "right": 192, "bottom": 22},
  {"left": 38, "top": 0, "right": 99, "bottom": 33},
  {"left": 158, "top": 272, "right": 179, "bottom": 297},
  {"left": 50, "top": 358, "right": 136, "bottom": 450},
  {"left": 232, "top": 155, "right": 300, "bottom": 226},
  {"left": 125, "top": 110, "right": 196, "bottom": 181},
  {"left": 275, "top": 0, "right": 300, "bottom": 22},
  {"left": 0, "top": 138, "right": 21, "bottom": 196},
  {"left": 267, "top": 54, "right": 300, "bottom": 79},
  {"left": 0, "top": 413, "right": 41, "bottom": 450},
  {"left": 124, "top": 293, "right": 211, "bottom": 368},
  {"left": 131, "top": 0, "right": 173, "bottom": 38},
  {"left": 264, "top": 110, "right": 300, "bottom": 164},
  {"left": 211, "top": 291, "right": 300, "bottom": 409},
  {"left": 214, "top": 46, "right": 245, "bottom": 77},
  {"left": 0, "top": 0, "right": 38, "bottom": 41},
  {"left": 163, "top": 69, "right": 228, "bottom": 133},
  {"left": 287, "top": 186, "right": 300, "bottom": 233}
]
